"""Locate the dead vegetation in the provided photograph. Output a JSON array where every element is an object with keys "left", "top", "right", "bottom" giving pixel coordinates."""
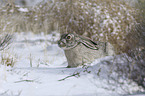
[{"left": 0, "top": 52, "right": 17, "bottom": 67}]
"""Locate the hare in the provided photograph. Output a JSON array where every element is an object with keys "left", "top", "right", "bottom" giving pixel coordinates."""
[{"left": 58, "top": 33, "right": 115, "bottom": 68}]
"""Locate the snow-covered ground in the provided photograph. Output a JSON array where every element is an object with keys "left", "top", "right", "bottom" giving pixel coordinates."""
[{"left": 0, "top": 32, "right": 144, "bottom": 96}]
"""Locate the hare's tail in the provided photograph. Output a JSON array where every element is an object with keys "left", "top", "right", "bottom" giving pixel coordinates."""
[{"left": 0, "top": 34, "right": 13, "bottom": 51}]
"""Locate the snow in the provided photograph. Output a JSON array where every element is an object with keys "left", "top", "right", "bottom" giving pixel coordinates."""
[
  {"left": 0, "top": 32, "right": 144, "bottom": 96},
  {"left": 18, "top": 8, "right": 29, "bottom": 12}
]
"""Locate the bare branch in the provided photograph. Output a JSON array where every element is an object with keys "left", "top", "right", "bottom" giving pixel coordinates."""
[{"left": 0, "top": 34, "right": 13, "bottom": 51}]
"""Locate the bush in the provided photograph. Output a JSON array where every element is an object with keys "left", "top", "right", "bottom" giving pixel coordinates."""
[
  {"left": 48, "top": 0, "right": 139, "bottom": 54},
  {"left": 0, "top": 0, "right": 56, "bottom": 34},
  {"left": 48, "top": 0, "right": 145, "bottom": 88}
]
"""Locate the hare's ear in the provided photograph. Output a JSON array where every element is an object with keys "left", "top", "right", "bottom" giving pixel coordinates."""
[{"left": 81, "top": 39, "right": 99, "bottom": 50}]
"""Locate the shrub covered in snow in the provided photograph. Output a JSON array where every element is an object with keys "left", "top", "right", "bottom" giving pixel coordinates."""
[
  {"left": 49, "top": 0, "right": 138, "bottom": 53},
  {"left": 47, "top": 0, "right": 145, "bottom": 88}
]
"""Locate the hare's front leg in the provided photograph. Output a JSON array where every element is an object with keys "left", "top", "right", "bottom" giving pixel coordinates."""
[{"left": 64, "top": 49, "right": 83, "bottom": 68}]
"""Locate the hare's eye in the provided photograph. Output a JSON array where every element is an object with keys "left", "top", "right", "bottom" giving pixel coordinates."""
[{"left": 66, "top": 35, "right": 71, "bottom": 40}]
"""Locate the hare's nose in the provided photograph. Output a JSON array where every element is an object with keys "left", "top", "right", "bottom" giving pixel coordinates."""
[
  {"left": 58, "top": 40, "right": 66, "bottom": 48},
  {"left": 61, "top": 39, "right": 66, "bottom": 44}
]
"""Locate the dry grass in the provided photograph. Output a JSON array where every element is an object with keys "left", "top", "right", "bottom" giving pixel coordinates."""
[
  {"left": 0, "top": 0, "right": 57, "bottom": 34},
  {"left": 49, "top": 0, "right": 139, "bottom": 54},
  {"left": 0, "top": 52, "right": 17, "bottom": 67}
]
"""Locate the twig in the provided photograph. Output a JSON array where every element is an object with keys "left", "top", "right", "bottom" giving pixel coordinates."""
[
  {"left": 58, "top": 72, "right": 80, "bottom": 81},
  {"left": 14, "top": 79, "right": 36, "bottom": 83}
]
